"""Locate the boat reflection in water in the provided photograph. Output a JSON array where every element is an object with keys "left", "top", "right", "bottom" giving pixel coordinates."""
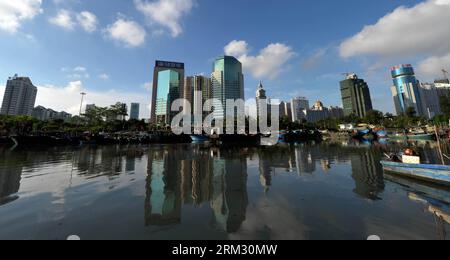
[{"left": 0, "top": 141, "right": 448, "bottom": 239}]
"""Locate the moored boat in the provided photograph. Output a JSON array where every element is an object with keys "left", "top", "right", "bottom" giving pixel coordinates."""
[
  {"left": 381, "top": 160, "right": 450, "bottom": 186},
  {"left": 388, "top": 133, "right": 435, "bottom": 141},
  {"left": 190, "top": 135, "right": 210, "bottom": 142}
]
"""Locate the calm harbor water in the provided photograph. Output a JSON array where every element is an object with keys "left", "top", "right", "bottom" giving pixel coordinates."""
[{"left": 0, "top": 141, "right": 449, "bottom": 240}]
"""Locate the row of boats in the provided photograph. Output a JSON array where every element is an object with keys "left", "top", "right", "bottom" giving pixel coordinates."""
[
  {"left": 353, "top": 129, "right": 438, "bottom": 141},
  {"left": 190, "top": 130, "right": 323, "bottom": 144}
]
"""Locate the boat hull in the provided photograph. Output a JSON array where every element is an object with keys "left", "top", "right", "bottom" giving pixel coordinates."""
[
  {"left": 381, "top": 161, "right": 450, "bottom": 186},
  {"left": 190, "top": 135, "right": 210, "bottom": 142},
  {"left": 388, "top": 134, "right": 435, "bottom": 141}
]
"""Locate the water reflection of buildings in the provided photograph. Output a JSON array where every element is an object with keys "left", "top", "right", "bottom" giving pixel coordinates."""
[
  {"left": 74, "top": 146, "right": 145, "bottom": 177},
  {"left": 145, "top": 145, "right": 248, "bottom": 233},
  {"left": 210, "top": 154, "right": 248, "bottom": 233},
  {"left": 145, "top": 147, "right": 182, "bottom": 226},
  {"left": 349, "top": 150, "right": 385, "bottom": 200},
  {"left": 0, "top": 157, "right": 22, "bottom": 205}
]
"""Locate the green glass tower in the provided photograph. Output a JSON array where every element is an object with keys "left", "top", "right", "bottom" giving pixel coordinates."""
[
  {"left": 211, "top": 56, "right": 245, "bottom": 120},
  {"left": 155, "top": 70, "right": 182, "bottom": 124},
  {"left": 340, "top": 74, "right": 373, "bottom": 118}
]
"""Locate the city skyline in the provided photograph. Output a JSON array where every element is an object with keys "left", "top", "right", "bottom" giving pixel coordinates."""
[{"left": 1, "top": 0, "right": 450, "bottom": 118}]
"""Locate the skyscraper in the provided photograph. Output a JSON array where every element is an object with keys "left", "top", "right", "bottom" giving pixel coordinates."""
[
  {"left": 130, "top": 103, "right": 140, "bottom": 120},
  {"left": 1, "top": 75, "right": 37, "bottom": 116},
  {"left": 155, "top": 70, "right": 182, "bottom": 124},
  {"left": 151, "top": 61, "right": 185, "bottom": 124},
  {"left": 211, "top": 56, "right": 245, "bottom": 121},
  {"left": 291, "top": 97, "right": 309, "bottom": 122},
  {"left": 418, "top": 83, "right": 441, "bottom": 119},
  {"left": 390, "top": 64, "right": 424, "bottom": 116},
  {"left": 193, "top": 75, "right": 212, "bottom": 120},
  {"left": 340, "top": 74, "right": 373, "bottom": 118}
]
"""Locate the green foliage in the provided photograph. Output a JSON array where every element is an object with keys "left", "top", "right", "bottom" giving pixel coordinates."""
[
  {"left": 364, "top": 110, "right": 384, "bottom": 125},
  {"left": 0, "top": 113, "right": 150, "bottom": 136}
]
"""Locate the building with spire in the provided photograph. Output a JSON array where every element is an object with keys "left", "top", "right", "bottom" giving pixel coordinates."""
[{"left": 256, "top": 81, "right": 267, "bottom": 119}]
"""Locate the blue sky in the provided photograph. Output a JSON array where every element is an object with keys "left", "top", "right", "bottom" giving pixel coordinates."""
[{"left": 1, "top": 0, "right": 449, "bottom": 118}]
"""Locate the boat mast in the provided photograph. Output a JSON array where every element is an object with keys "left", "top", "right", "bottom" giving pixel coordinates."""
[{"left": 434, "top": 125, "right": 445, "bottom": 165}]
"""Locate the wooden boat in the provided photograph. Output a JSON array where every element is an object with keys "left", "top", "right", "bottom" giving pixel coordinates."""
[{"left": 381, "top": 160, "right": 450, "bottom": 186}]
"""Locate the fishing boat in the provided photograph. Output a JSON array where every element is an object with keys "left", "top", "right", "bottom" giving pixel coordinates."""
[
  {"left": 353, "top": 129, "right": 375, "bottom": 141},
  {"left": 388, "top": 133, "right": 435, "bottom": 141},
  {"left": 190, "top": 135, "right": 210, "bottom": 142},
  {"left": 374, "top": 129, "right": 387, "bottom": 138},
  {"left": 381, "top": 160, "right": 450, "bottom": 186}
]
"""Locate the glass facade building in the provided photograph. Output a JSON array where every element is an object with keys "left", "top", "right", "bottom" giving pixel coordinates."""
[
  {"left": 151, "top": 61, "right": 185, "bottom": 124},
  {"left": 130, "top": 103, "right": 140, "bottom": 120},
  {"left": 211, "top": 56, "right": 244, "bottom": 120},
  {"left": 155, "top": 70, "right": 181, "bottom": 124},
  {"left": 390, "top": 64, "right": 424, "bottom": 116}
]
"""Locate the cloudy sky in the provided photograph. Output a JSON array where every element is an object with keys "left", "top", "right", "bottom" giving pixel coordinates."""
[{"left": 0, "top": 0, "right": 449, "bottom": 118}]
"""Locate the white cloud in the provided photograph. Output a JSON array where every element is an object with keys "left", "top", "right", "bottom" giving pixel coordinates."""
[
  {"left": 134, "top": 0, "right": 195, "bottom": 37},
  {"left": 225, "top": 40, "right": 296, "bottom": 80},
  {"left": 28, "top": 81, "right": 151, "bottom": 118},
  {"left": 65, "top": 66, "right": 90, "bottom": 79},
  {"left": 76, "top": 11, "right": 98, "bottom": 33},
  {"left": 340, "top": 0, "right": 450, "bottom": 59},
  {"left": 98, "top": 73, "right": 110, "bottom": 80},
  {"left": 0, "top": 0, "right": 43, "bottom": 33},
  {"left": 417, "top": 53, "right": 450, "bottom": 79},
  {"left": 105, "top": 18, "right": 146, "bottom": 47},
  {"left": 49, "top": 9, "right": 75, "bottom": 30},
  {"left": 224, "top": 40, "right": 249, "bottom": 57},
  {"left": 73, "top": 66, "right": 87, "bottom": 72}
]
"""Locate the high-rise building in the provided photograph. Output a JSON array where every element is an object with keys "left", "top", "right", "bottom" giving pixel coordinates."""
[
  {"left": 340, "top": 74, "right": 373, "bottom": 118},
  {"left": 390, "top": 64, "right": 424, "bottom": 116},
  {"left": 130, "top": 103, "right": 140, "bottom": 120},
  {"left": 419, "top": 83, "right": 441, "bottom": 119},
  {"left": 1, "top": 75, "right": 37, "bottom": 116},
  {"left": 155, "top": 68, "right": 183, "bottom": 125},
  {"left": 291, "top": 97, "right": 309, "bottom": 122},
  {"left": 329, "top": 106, "right": 345, "bottom": 119},
  {"left": 193, "top": 75, "right": 211, "bottom": 120},
  {"left": 151, "top": 61, "right": 185, "bottom": 124},
  {"left": 184, "top": 76, "right": 195, "bottom": 113},
  {"left": 211, "top": 56, "right": 245, "bottom": 121},
  {"left": 280, "top": 102, "right": 292, "bottom": 121},
  {"left": 435, "top": 82, "right": 450, "bottom": 97}
]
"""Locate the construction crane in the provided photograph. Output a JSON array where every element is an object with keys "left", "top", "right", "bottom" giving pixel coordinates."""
[
  {"left": 342, "top": 72, "right": 356, "bottom": 79},
  {"left": 442, "top": 69, "right": 449, "bottom": 80}
]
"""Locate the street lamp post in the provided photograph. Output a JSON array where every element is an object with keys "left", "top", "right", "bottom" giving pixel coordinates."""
[{"left": 79, "top": 92, "right": 86, "bottom": 116}]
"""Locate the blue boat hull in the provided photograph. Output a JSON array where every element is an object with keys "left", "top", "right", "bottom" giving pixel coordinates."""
[
  {"left": 190, "top": 135, "right": 209, "bottom": 142},
  {"left": 381, "top": 161, "right": 450, "bottom": 186}
]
